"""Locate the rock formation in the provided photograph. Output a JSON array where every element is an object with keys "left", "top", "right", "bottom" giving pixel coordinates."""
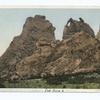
[
  {"left": 15, "top": 40, "right": 55, "bottom": 79},
  {"left": 0, "top": 15, "right": 55, "bottom": 80},
  {"left": 43, "top": 31, "right": 100, "bottom": 77},
  {"left": 15, "top": 18, "right": 100, "bottom": 80},
  {"left": 0, "top": 16, "right": 100, "bottom": 83},
  {"left": 63, "top": 18, "right": 95, "bottom": 39}
]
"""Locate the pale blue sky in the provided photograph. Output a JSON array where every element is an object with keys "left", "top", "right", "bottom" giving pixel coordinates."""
[
  {"left": 0, "top": 0, "right": 100, "bottom": 6},
  {"left": 0, "top": 8, "right": 100, "bottom": 56}
]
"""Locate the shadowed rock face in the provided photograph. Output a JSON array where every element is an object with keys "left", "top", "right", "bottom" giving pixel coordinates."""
[
  {"left": 0, "top": 16, "right": 100, "bottom": 81},
  {"left": 63, "top": 18, "right": 95, "bottom": 39},
  {"left": 0, "top": 15, "right": 56, "bottom": 80}
]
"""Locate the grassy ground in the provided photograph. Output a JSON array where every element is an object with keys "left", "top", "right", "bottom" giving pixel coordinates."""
[
  {"left": 2, "top": 79, "right": 100, "bottom": 89},
  {"left": 2, "top": 73, "right": 100, "bottom": 88}
]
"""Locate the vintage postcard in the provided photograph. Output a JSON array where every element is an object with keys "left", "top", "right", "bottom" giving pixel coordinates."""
[{"left": 0, "top": 7, "right": 100, "bottom": 92}]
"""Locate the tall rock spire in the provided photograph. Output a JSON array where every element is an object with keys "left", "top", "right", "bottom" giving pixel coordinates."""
[{"left": 0, "top": 15, "right": 56, "bottom": 79}]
